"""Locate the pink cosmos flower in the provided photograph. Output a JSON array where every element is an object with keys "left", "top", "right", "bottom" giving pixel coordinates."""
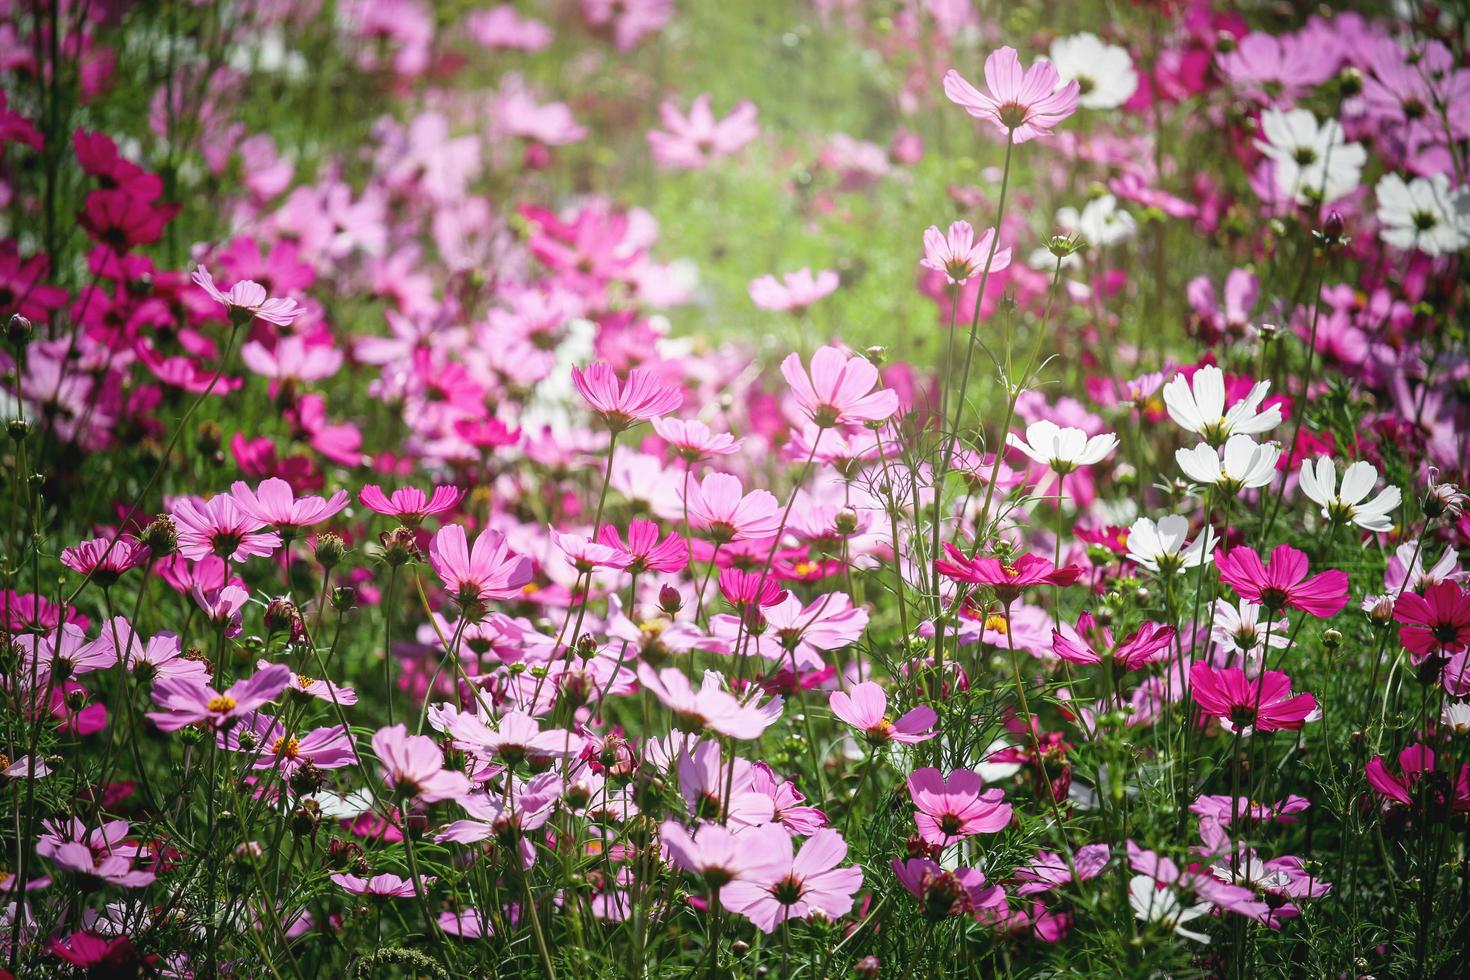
[
  {"left": 38, "top": 819, "right": 155, "bottom": 889},
  {"left": 647, "top": 94, "right": 759, "bottom": 169},
  {"left": 748, "top": 268, "right": 839, "bottom": 312},
  {"left": 921, "top": 221, "right": 1011, "bottom": 285},
  {"left": 443, "top": 708, "right": 583, "bottom": 764},
  {"left": 429, "top": 525, "right": 534, "bottom": 606},
  {"left": 651, "top": 417, "right": 742, "bottom": 461},
  {"left": 933, "top": 546, "right": 1083, "bottom": 605},
  {"left": 230, "top": 478, "right": 348, "bottom": 532},
  {"left": 371, "top": 723, "right": 472, "bottom": 804},
  {"left": 661, "top": 821, "right": 770, "bottom": 887},
  {"left": 551, "top": 528, "right": 634, "bottom": 573},
  {"left": 1051, "top": 613, "right": 1176, "bottom": 670},
  {"left": 192, "top": 264, "right": 304, "bottom": 326},
  {"left": 596, "top": 520, "right": 689, "bottom": 574},
  {"left": 1189, "top": 794, "right": 1310, "bottom": 825},
  {"left": 715, "top": 591, "right": 867, "bottom": 670},
  {"left": 716, "top": 568, "right": 789, "bottom": 610},
  {"left": 674, "top": 740, "right": 776, "bottom": 827},
  {"left": 780, "top": 345, "right": 900, "bottom": 428},
  {"left": 907, "top": 767, "right": 1013, "bottom": 844},
  {"left": 266, "top": 661, "right": 359, "bottom": 705},
  {"left": 637, "top": 664, "right": 782, "bottom": 740},
  {"left": 1394, "top": 581, "right": 1470, "bottom": 662},
  {"left": 829, "top": 682, "right": 937, "bottom": 745},
  {"left": 58, "top": 536, "right": 150, "bottom": 586},
  {"left": 571, "top": 362, "right": 682, "bottom": 432},
  {"left": 719, "top": 826, "right": 864, "bottom": 933},
  {"left": 1365, "top": 743, "right": 1470, "bottom": 813},
  {"left": 146, "top": 663, "right": 293, "bottom": 732},
  {"left": 192, "top": 583, "right": 250, "bottom": 637},
  {"left": 220, "top": 713, "right": 356, "bottom": 776},
  {"left": 436, "top": 772, "right": 563, "bottom": 865},
  {"left": 1215, "top": 544, "right": 1349, "bottom": 617},
  {"left": 943, "top": 47, "right": 1081, "bottom": 143},
  {"left": 683, "top": 473, "right": 781, "bottom": 542},
  {"left": 893, "top": 858, "right": 1005, "bottom": 919},
  {"left": 171, "top": 495, "right": 282, "bottom": 563},
  {"left": 239, "top": 335, "right": 344, "bottom": 384},
  {"left": 1014, "top": 844, "right": 1111, "bottom": 895},
  {"left": 98, "top": 619, "right": 209, "bottom": 683},
  {"left": 15, "top": 623, "right": 115, "bottom": 683},
  {"left": 359, "top": 484, "right": 463, "bottom": 528},
  {"left": 330, "top": 872, "right": 434, "bottom": 897},
  {"left": 1188, "top": 662, "right": 1317, "bottom": 736}
]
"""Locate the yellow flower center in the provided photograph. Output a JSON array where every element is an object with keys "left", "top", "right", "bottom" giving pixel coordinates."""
[
  {"left": 294, "top": 674, "right": 316, "bottom": 689},
  {"left": 206, "top": 695, "right": 237, "bottom": 713},
  {"left": 984, "top": 613, "right": 1009, "bottom": 634},
  {"left": 272, "top": 736, "right": 301, "bottom": 759}
]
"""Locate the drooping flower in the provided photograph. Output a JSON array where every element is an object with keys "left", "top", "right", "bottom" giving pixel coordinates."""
[
  {"left": 1364, "top": 743, "right": 1470, "bottom": 814},
  {"left": 429, "top": 525, "right": 534, "bottom": 607},
  {"left": 1188, "top": 662, "right": 1317, "bottom": 736},
  {"left": 359, "top": 484, "right": 463, "bottom": 528},
  {"left": 719, "top": 826, "right": 864, "bottom": 933},
  {"left": 1051, "top": 613, "right": 1175, "bottom": 671},
  {"left": 146, "top": 664, "right": 293, "bottom": 732},
  {"left": 829, "top": 682, "right": 937, "bottom": 746},
  {"left": 330, "top": 872, "right": 434, "bottom": 897},
  {"left": 230, "top": 478, "right": 349, "bottom": 533},
  {"left": 779, "top": 345, "right": 899, "bottom": 428},
  {"left": 1298, "top": 458, "right": 1401, "bottom": 533},
  {"left": 1006, "top": 419, "right": 1118, "bottom": 474},
  {"left": 920, "top": 221, "right": 1010, "bottom": 285},
  {"left": 1215, "top": 544, "right": 1349, "bottom": 617},
  {"left": 191, "top": 264, "right": 304, "bottom": 326},
  {"left": 170, "top": 495, "right": 282, "bottom": 563},
  {"left": 571, "top": 362, "right": 682, "bottom": 432},
  {"left": 943, "top": 46, "right": 1081, "bottom": 143},
  {"left": 907, "top": 767, "right": 1012, "bottom": 844}
]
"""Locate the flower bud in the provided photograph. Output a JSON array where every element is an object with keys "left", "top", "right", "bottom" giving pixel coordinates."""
[
  {"left": 141, "top": 516, "right": 179, "bottom": 557},
  {"left": 835, "top": 505, "right": 860, "bottom": 535},
  {"left": 1361, "top": 593, "right": 1395, "bottom": 626},
  {"left": 6, "top": 419, "right": 28, "bottom": 442},
  {"left": 314, "top": 532, "right": 347, "bottom": 569},
  {"left": 658, "top": 584, "right": 684, "bottom": 615},
  {"left": 196, "top": 420, "right": 223, "bottom": 456},
  {"left": 1424, "top": 480, "right": 1466, "bottom": 521},
  {"left": 291, "top": 799, "right": 322, "bottom": 836},
  {"left": 6, "top": 314, "right": 33, "bottom": 347},
  {"left": 864, "top": 345, "right": 887, "bottom": 366},
  {"left": 1215, "top": 30, "right": 1237, "bottom": 53},
  {"left": 331, "top": 585, "right": 357, "bottom": 612},
  {"left": 1338, "top": 66, "right": 1363, "bottom": 97},
  {"left": 1322, "top": 628, "right": 1342, "bottom": 651},
  {"left": 854, "top": 956, "right": 881, "bottom": 979},
  {"left": 1321, "top": 211, "right": 1345, "bottom": 245},
  {"left": 264, "top": 597, "right": 301, "bottom": 636},
  {"left": 378, "top": 527, "right": 420, "bottom": 566}
]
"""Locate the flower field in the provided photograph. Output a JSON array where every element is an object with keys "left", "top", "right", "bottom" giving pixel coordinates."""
[{"left": 2, "top": 0, "right": 1470, "bottom": 976}]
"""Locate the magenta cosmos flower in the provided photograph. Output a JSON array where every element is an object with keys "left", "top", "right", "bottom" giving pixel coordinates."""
[
  {"left": 219, "top": 712, "right": 356, "bottom": 777},
  {"left": 1014, "top": 843, "right": 1111, "bottom": 895},
  {"left": 830, "top": 682, "right": 937, "bottom": 746},
  {"left": 933, "top": 545, "right": 1083, "bottom": 605},
  {"left": 192, "top": 264, "right": 304, "bottom": 326},
  {"left": 230, "top": 478, "right": 349, "bottom": 533},
  {"left": 1394, "top": 581, "right": 1470, "bottom": 663},
  {"left": 1052, "top": 612, "right": 1176, "bottom": 671},
  {"left": 780, "top": 345, "right": 900, "bottom": 428},
  {"left": 146, "top": 663, "right": 293, "bottom": 732},
  {"left": 1365, "top": 743, "right": 1470, "bottom": 814},
  {"left": 921, "top": 221, "right": 1011, "bottom": 285},
  {"left": 59, "top": 536, "right": 150, "bottom": 587},
  {"left": 1215, "top": 544, "right": 1349, "bottom": 618},
  {"left": 907, "top": 767, "right": 1013, "bottom": 844},
  {"left": 683, "top": 472, "right": 781, "bottom": 542},
  {"left": 597, "top": 519, "right": 689, "bottom": 574},
  {"left": 371, "top": 723, "right": 471, "bottom": 804},
  {"left": 429, "top": 524, "right": 533, "bottom": 606},
  {"left": 171, "top": 494, "right": 282, "bottom": 563},
  {"left": 943, "top": 46, "right": 1080, "bottom": 143},
  {"left": 330, "top": 872, "right": 434, "bottom": 897},
  {"left": 571, "top": 362, "right": 683, "bottom": 432},
  {"left": 893, "top": 857, "right": 1005, "bottom": 920},
  {"left": 719, "top": 826, "right": 864, "bottom": 933},
  {"left": 1188, "top": 662, "right": 1317, "bottom": 736},
  {"left": 359, "top": 484, "right": 463, "bottom": 528},
  {"left": 748, "top": 267, "right": 839, "bottom": 312},
  {"left": 717, "top": 568, "right": 788, "bottom": 610}
]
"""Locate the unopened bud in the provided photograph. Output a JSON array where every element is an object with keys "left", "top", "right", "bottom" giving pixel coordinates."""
[
  {"left": 1322, "top": 628, "right": 1342, "bottom": 650},
  {"left": 1338, "top": 66, "right": 1363, "bottom": 98},
  {"left": 835, "top": 506, "right": 860, "bottom": 535},
  {"left": 314, "top": 532, "right": 347, "bottom": 569},
  {"left": 378, "top": 527, "right": 420, "bottom": 566},
  {"left": 331, "top": 585, "right": 357, "bottom": 612},
  {"left": 6, "top": 314, "right": 33, "bottom": 347},
  {"left": 658, "top": 584, "right": 683, "bottom": 615},
  {"left": 864, "top": 346, "right": 887, "bottom": 366},
  {"left": 141, "top": 516, "right": 179, "bottom": 556}
]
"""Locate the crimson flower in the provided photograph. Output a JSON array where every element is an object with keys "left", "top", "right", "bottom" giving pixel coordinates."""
[
  {"left": 1215, "top": 544, "right": 1349, "bottom": 617},
  {"left": 1188, "top": 662, "right": 1317, "bottom": 736},
  {"left": 718, "top": 568, "right": 788, "bottom": 609},
  {"left": 1052, "top": 612, "right": 1176, "bottom": 670},
  {"left": 597, "top": 519, "right": 689, "bottom": 574},
  {"left": 1393, "top": 581, "right": 1470, "bottom": 664},
  {"left": 78, "top": 188, "right": 176, "bottom": 254},
  {"left": 933, "top": 545, "right": 1082, "bottom": 605}
]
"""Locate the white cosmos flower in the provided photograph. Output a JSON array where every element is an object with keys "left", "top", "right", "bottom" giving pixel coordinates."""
[
  {"left": 1176, "top": 434, "right": 1281, "bottom": 493},
  {"left": 1126, "top": 515, "right": 1217, "bottom": 574},
  {"left": 1048, "top": 32, "right": 1138, "bottom": 110},
  {"left": 1254, "top": 108, "right": 1366, "bottom": 205},
  {"left": 1442, "top": 700, "right": 1470, "bottom": 736},
  {"left": 1162, "top": 365, "right": 1282, "bottom": 443},
  {"left": 1298, "top": 457, "right": 1402, "bottom": 532},
  {"left": 1006, "top": 419, "right": 1118, "bottom": 474},
  {"left": 1210, "top": 598, "right": 1290, "bottom": 672},
  {"left": 1375, "top": 173, "right": 1470, "bottom": 257},
  {"left": 1129, "top": 875, "right": 1213, "bottom": 944},
  {"left": 1056, "top": 193, "right": 1136, "bottom": 247}
]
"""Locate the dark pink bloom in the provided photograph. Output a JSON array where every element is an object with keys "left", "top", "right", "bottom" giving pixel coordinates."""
[
  {"left": 359, "top": 484, "right": 463, "bottom": 527},
  {"left": 943, "top": 46, "right": 1080, "bottom": 143},
  {"left": 1394, "top": 581, "right": 1470, "bottom": 663},
  {"left": 907, "top": 767, "right": 1012, "bottom": 844},
  {"left": 146, "top": 664, "right": 293, "bottom": 732},
  {"left": 429, "top": 525, "right": 533, "bottom": 606},
  {"left": 829, "top": 682, "right": 937, "bottom": 745},
  {"left": 780, "top": 345, "right": 899, "bottom": 428},
  {"left": 59, "top": 536, "right": 150, "bottom": 586},
  {"left": 49, "top": 932, "right": 156, "bottom": 971},
  {"left": 230, "top": 478, "right": 348, "bottom": 532},
  {"left": 893, "top": 857, "right": 1005, "bottom": 919},
  {"left": 1364, "top": 743, "right": 1470, "bottom": 814},
  {"left": 1052, "top": 613, "right": 1175, "bottom": 670},
  {"left": 597, "top": 519, "right": 689, "bottom": 574},
  {"left": 571, "top": 362, "right": 682, "bottom": 432},
  {"left": 933, "top": 545, "right": 1082, "bottom": 605},
  {"left": 1215, "top": 544, "right": 1349, "bottom": 617},
  {"left": 717, "top": 568, "right": 788, "bottom": 610},
  {"left": 719, "top": 826, "right": 863, "bottom": 933},
  {"left": 219, "top": 713, "right": 355, "bottom": 777},
  {"left": 1188, "top": 662, "right": 1317, "bottom": 736}
]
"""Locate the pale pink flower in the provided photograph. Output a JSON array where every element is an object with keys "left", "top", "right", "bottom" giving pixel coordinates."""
[
  {"left": 443, "top": 708, "right": 584, "bottom": 764},
  {"left": 748, "top": 268, "right": 839, "bottom": 312},
  {"left": 330, "top": 872, "right": 433, "bottom": 897},
  {"left": 571, "top": 362, "right": 683, "bottom": 432},
  {"left": 638, "top": 664, "right": 782, "bottom": 740},
  {"left": 683, "top": 472, "right": 781, "bottom": 542},
  {"left": 921, "top": 221, "right": 1011, "bottom": 285},
  {"left": 651, "top": 417, "right": 742, "bottom": 461},
  {"left": 429, "top": 525, "right": 533, "bottom": 606},
  {"left": 171, "top": 495, "right": 282, "bottom": 562},
  {"left": 192, "top": 265, "right": 304, "bottom": 326},
  {"left": 239, "top": 335, "right": 343, "bottom": 384},
  {"left": 830, "top": 682, "right": 937, "bottom": 745},
  {"left": 943, "top": 47, "right": 1081, "bottom": 143},
  {"left": 780, "top": 345, "right": 900, "bottom": 428},
  {"left": 230, "top": 478, "right": 348, "bottom": 532},
  {"left": 907, "top": 767, "right": 1013, "bottom": 844},
  {"left": 371, "top": 723, "right": 471, "bottom": 803},
  {"left": 647, "top": 94, "right": 759, "bottom": 169},
  {"left": 146, "top": 664, "right": 293, "bottom": 732},
  {"left": 720, "top": 826, "right": 864, "bottom": 933}
]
